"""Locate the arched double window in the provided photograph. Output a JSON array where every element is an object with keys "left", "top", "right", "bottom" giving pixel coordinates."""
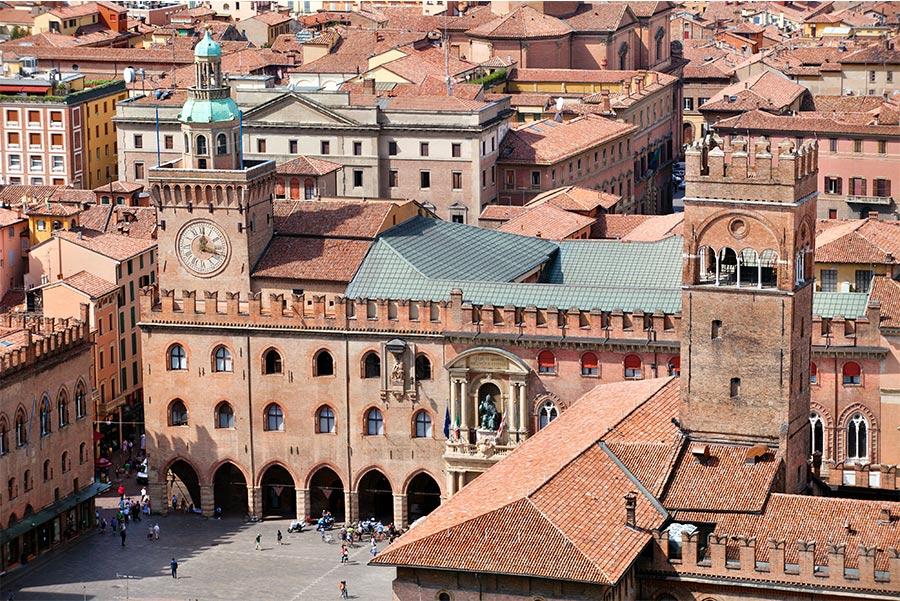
[
  {"left": 39, "top": 396, "right": 52, "bottom": 437},
  {"left": 169, "top": 400, "right": 188, "bottom": 426},
  {"left": 842, "top": 361, "right": 861, "bottom": 385},
  {"left": 365, "top": 408, "right": 384, "bottom": 436},
  {"left": 263, "top": 348, "right": 282, "bottom": 374},
  {"left": 75, "top": 382, "right": 86, "bottom": 419},
  {"left": 213, "top": 345, "right": 233, "bottom": 372},
  {"left": 15, "top": 410, "right": 26, "bottom": 447},
  {"left": 537, "top": 350, "right": 556, "bottom": 374},
  {"left": 0, "top": 417, "right": 8, "bottom": 455},
  {"left": 846, "top": 413, "right": 868, "bottom": 462},
  {"left": 415, "top": 354, "right": 432, "bottom": 380},
  {"left": 317, "top": 405, "right": 335, "bottom": 433},
  {"left": 809, "top": 412, "right": 824, "bottom": 457},
  {"left": 168, "top": 344, "right": 187, "bottom": 370},
  {"left": 265, "top": 403, "right": 284, "bottom": 432},
  {"left": 57, "top": 391, "right": 69, "bottom": 428},
  {"left": 315, "top": 350, "right": 335, "bottom": 377},
  {"left": 539, "top": 401, "right": 558, "bottom": 430},
  {"left": 624, "top": 355, "right": 642, "bottom": 379},
  {"left": 363, "top": 352, "right": 381, "bottom": 379},
  {"left": 215, "top": 402, "right": 235, "bottom": 429},
  {"left": 581, "top": 352, "right": 599, "bottom": 377},
  {"left": 216, "top": 133, "right": 228, "bottom": 155},
  {"left": 413, "top": 410, "right": 432, "bottom": 438}
]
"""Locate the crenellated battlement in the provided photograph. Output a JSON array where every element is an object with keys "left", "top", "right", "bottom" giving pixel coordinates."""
[
  {"left": 0, "top": 312, "right": 90, "bottom": 376},
  {"left": 685, "top": 136, "right": 819, "bottom": 204},
  {"left": 649, "top": 528, "right": 900, "bottom": 592},
  {"left": 139, "top": 287, "right": 682, "bottom": 346}
]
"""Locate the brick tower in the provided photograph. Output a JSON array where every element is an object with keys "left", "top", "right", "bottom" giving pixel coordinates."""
[
  {"left": 147, "top": 31, "right": 275, "bottom": 296},
  {"left": 679, "top": 136, "right": 818, "bottom": 493}
]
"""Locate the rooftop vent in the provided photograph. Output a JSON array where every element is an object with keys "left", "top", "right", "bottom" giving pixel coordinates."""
[
  {"left": 745, "top": 444, "right": 769, "bottom": 464},
  {"left": 690, "top": 443, "right": 710, "bottom": 460}
]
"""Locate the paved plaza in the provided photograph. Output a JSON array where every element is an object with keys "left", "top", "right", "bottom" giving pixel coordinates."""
[{"left": 2, "top": 510, "right": 395, "bottom": 600}]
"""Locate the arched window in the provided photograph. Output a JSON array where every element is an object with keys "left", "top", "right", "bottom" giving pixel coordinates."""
[
  {"left": 667, "top": 356, "right": 681, "bottom": 376},
  {"left": 537, "top": 350, "right": 556, "bottom": 374},
  {"left": 216, "top": 133, "right": 228, "bottom": 155},
  {"left": 263, "top": 348, "right": 283, "bottom": 374},
  {"left": 415, "top": 354, "right": 432, "bottom": 380},
  {"left": 719, "top": 247, "right": 737, "bottom": 285},
  {"left": 265, "top": 403, "right": 284, "bottom": 432},
  {"left": 363, "top": 352, "right": 381, "bottom": 378},
  {"left": 168, "top": 344, "right": 187, "bottom": 370},
  {"left": 24, "top": 470, "right": 32, "bottom": 491},
  {"left": 842, "top": 361, "right": 861, "bottom": 385},
  {"left": 413, "top": 410, "right": 432, "bottom": 438},
  {"left": 57, "top": 391, "right": 69, "bottom": 428},
  {"left": 624, "top": 355, "right": 642, "bottom": 379},
  {"left": 196, "top": 135, "right": 208, "bottom": 156},
  {"left": 215, "top": 402, "right": 234, "bottom": 429},
  {"left": 539, "top": 400, "right": 558, "bottom": 429},
  {"left": 810, "top": 412, "right": 824, "bottom": 457},
  {"left": 365, "top": 408, "right": 384, "bottom": 436},
  {"left": 75, "top": 382, "right": 86, "bottom": 419},
  {"left": 315, "top": 350, "right": 335, "bottom": 377},
  {"left": 618, "top": 42, "right": 629, "bottom": 69},
  {"left": 760, "top": 249, "right": 778, "bottom": 287},
  {"left": 40, "top": 396, "right": 51, "bottom": 437},
  {"left": 7, "top": 477, "right": 15, "bottom": 500},
  {"left": 61, "top": 451, "right": 69, "bottom": 474},
  {"left": 213, "top": 345, "right": 233, "bottom": 372},
  {"left": 317, "top": 405, "right": 335, "bottom": 433},
  {"left": 183, "top": 133, "right": 190, "bottom": 153},
  {"left": 15, "top": 410, "right": 26, "bottom": 447},
  {"left": 730, "top": 377, "right": 741, "bottom": 397},
  {"left": 79, "top": 442, "right": 86, "bottom": 464},
  {"left": 0, "top": 417, "right": 8, "bottom": 455},
  {"left": 655, "top": 28, "right": 665, "bottom": 61},
  {"left": 43, "top": 459, "right": 51, "bottom": 482},
  {"left": 169, "top": 400, "right": 188, "bottom": 426},
  {"left": 581, "top": 352, "right": 599, "bottom": 377},
  {"left": 846, "top": 413, "right": 868, "bottom": 461},
  {"left": 810, "top": 362, "right": 818, "bottom": 385},
  {"left": 437, "top": 592, "right": 452, "bottom": 601}
]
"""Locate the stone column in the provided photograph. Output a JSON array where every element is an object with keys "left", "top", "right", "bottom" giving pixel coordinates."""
[
  {"left": 200, "top": 484, "right": 214, "bottom": 518},
  {"left": 249, "top": 485, "right": 263, "bottom": 519},
  {"left": 296, "top": 488, "right": 310, "bottom": 522},
  {"left": 393, "top": 494, "right": 408, "bottom": 528},
  {"left": 518, "top": 384, "right": 528, "bottom": 436},
  {"left": 149, "top": 481, "right": 167, "bottom": 515},
  {"left": 456, "top": 471, "right": 465, "bottom": 492},
  {"left": 345, "top": 490, "right": 358, "bottom": 523},
  {"left": 508, "top": 381, "right": 519, "bottom": 438},
  {"left": 449, "top": 379, "right": 459, "bottom": 431},
  {"left": 445, "top": 471, "right": 456, "bottom": 498},
  {"left": 460, "top": 379, "right": 469, "bottom": 439}
]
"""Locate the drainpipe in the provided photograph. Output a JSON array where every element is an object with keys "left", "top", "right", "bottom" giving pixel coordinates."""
[
  {"left": 246, "top": 334, "right": 257, "bottom": 519},
  {"left": 833, "top": 355, "right": 839, "bottom": 464},
  {"left": 344, "top": 334, "right": 352, "bottom": 523}
]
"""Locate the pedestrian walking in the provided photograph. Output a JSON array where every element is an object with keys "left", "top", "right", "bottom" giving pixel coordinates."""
[
  {"left": 153, "top": 523, "right": 160, "bottom": 540},
  {"left": 370, "top": 538, "right": 377, "bottom": 557},
  {"left": 277, "top": 530, "right": 283, "bottom": 545},
  {"left": 120, "top": 525, "right": 127, "bottom": 547},
  {"left": 170, "top": 558, "right": 178, "bottom": 579},
  {"left": 340, "top": 544, "right": 349, "bottom": 564},
  {"left": 118, "top": 484, "right": 126, "bottom": 499},
  {"left": 338, "top": 581, "right": 349, "bottom": 599},
  {"left": 255, "top": 532, "right": 262, "bottom": 551},
  {"left": 172, "top": 494, "right": 178, "bottom": 512}
]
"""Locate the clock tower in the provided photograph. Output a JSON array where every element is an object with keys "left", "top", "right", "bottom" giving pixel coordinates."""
[{"left": 148, "top": 31, "right": 276, "bottom": 297}]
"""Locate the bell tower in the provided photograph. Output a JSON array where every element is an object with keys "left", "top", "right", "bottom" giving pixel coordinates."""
[
  {"left": 679, "top": 136, "right": 818, "bottom": 494},
  {"left": 147, "top": 30, "right": 275, "bottom": 297}
]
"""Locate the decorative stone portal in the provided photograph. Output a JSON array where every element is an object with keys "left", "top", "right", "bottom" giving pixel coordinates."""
[{"left": 443, "top": 347, "right": 532, "bottom": 496}]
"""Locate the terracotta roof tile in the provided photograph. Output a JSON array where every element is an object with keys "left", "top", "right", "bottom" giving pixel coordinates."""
[
  {"left": 478, "top": 205, "right": 528, "bottom": 222},
  {"left": 0, "top": 208, "right": 26, "bottom": 228},
  {"left": 243, "top": 11, "right": 293, "bottom": 26},
  {"left": 500, "top": 115, "right": 635, "bottom": 164},
  {"left": 467, "top": 5, "right": 572, "bottom": 39},
  {"left": 77, "top": 204, "right": 113, "bottom": 232},
  {"left": 701, "top": 71, "right": 806, "bottom": 113},
  {"left": 57, "top": 270, "right": 118, "bottom": 299},
  {"left": 870, "top": 276, "right": 900, "bottom": 328},
  {"left": 0, "top": 8, "right": 35, "bottom": 25},
  {"left": 272, "top": 200, "right": 392, "bottom": 238},
  {"left": 620, "top": 212, "right": 684, "bottom": 242},
  {"left": 276, "top": 156, "right": 342, "bottom": 176},
  {"left": 815, "top": 218, "right": 900, "bottom": 264},
  {"left": 497, "top": 204, "right": 595, "bottom": 239},
  {"left": 56, "top": 230, "right": 155, "bottom": 262},
  {"left": 527, "top": 186, "right": 621, "bottom": 212},
  {"left": 565, "top": 2, "right": 631, "bottom": 32},
  {"left": 0, "top": 185, "right": 94, "bottom": 206},
  {"left": 592, "top": 213, "right": 654, "bottom": 239},
  {"left": 377, "top": 46, "right": 476, "bottom": 84},
  {"left": 713, "top": 108, "right": 900, "bottom": 136},
  {"left": 252, "top": 236, "right": 371, "bottom": 282}
]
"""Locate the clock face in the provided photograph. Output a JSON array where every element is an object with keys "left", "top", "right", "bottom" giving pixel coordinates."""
[{"left": 176, "top": 220, "right": 229, "bottom": 276}]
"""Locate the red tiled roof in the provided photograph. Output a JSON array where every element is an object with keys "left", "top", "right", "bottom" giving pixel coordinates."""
[
  {"left": 529, "top": 186, "right": 621, "bottom": 212},
  {"left": 0, "top": 185, "right": 94, "bottom": 206},
  {"left": 252, "top": 236, "right": 371, "bottom": 282},
  {"left": 620, "top": 212, "right": 684, "bottom": 242},
  {"left": 565, "top": 2, "right": 633, "bottom": 32},
  {"left": 56, "top": 230, "right": 155, "bottom": 262},
  {"left": 497, "top": 204, "right": 595, "bottom": 239},
  {"left": 272, "top": 200, "right": 392, "bottom": 238},
  {"left": 467, "top": 5, "right": 572, "bottom": 39},
  {"left": 628, "top": 1, "right": 673, "bottom": 18},
  {"left": 814, "top": 218, "right": 900, "bottom": 264},
  {"left": 376, "top": 46, "right": 476, "bottom": 84},
  {"left": 243, "top": 11, "right": 293, "bottom": 26},
  {"left": 478, "top": 205, "right": 528, "bottom": 223},
  {"left": 0, "top": 207, "right": 25, "bottom": 228},
  {"left": 0, "top": 8, "right": 34, "bottom": 25},
  {"left": 276, "top": 156, "right": 342, "bottom": 176},
  {"left": 700, "top": 70, "right": 806, "bottom": 112},
  {"left": 592, "top": 213, "right": 654, "bottom": 239},
  {"left": 714, "top": 108, "right": 900, "bottom": 136},
  {"left": 56, "top": 270, "right": 118, "bottom": 299},
  {"left": 380, "top": 95, "right": 491, "bottom": 112},
  {"left": 499, "top": 115, "right": 635, "bottom": 164},
  {"left": 870, "top": 276, "right": 900, "bottom": 328}
]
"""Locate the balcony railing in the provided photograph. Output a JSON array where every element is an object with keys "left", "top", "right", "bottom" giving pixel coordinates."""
[{"left": 847, "top": 194, "right": 893, "bottom": 205}]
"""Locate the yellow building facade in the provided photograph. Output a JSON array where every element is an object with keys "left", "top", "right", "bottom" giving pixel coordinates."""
[{"left": 84, "top": 88, "right": 128, "bottom": 189}]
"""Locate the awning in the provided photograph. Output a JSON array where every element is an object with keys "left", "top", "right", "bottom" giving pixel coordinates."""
[{"left": 0, "top": 482, "right": 110, "bottom": 546}]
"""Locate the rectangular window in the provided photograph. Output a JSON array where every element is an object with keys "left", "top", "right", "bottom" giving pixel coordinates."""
[
  {"left": 825, "top": 176, "right": 841, "bottom": 194},
  {"left": 29, "top": 155, "right": 42, "bottom": 170},
  {"left": 870, "top": 70, "right": 876, "bottom": 83},
  {"left": 51, "top": 156, "right": 64, "bottom": 172},
  {"left": 27, "top": 110, "right": 39, "bottom": 124},
  {"left": 388, "top": 170, "right": 398, "bottom": 188},
  {"left": 289, "top": 139, "right": 298, "bottom": 153},
  {"left": 388, "top": 141, "right": 398, "bottom": 156},
  {"left": 879, "top": 140, "right": 887, "bottom": 154},
  {"left": 164, "top": 134, "right": 173, "bottom": 150},
  {"left": 829, "top": 138, "right": 837, "bottom": 152},
  {"left": 828, "top": 209, "right": 838, "bottom": 219},
  {"left": 353, "top": 141, "right": 362, "bottom": 156},
  {"left": 5, "top": 109, "right": 17, "bottom": 123},
  {"left": 850, "top": 177, "right": 867, "bottom": 196},
  {"left": 452, "top": 171, "right": 462, "bottom": 190},
  {"left": 134, "top": 162, "right": 144, "bottom": 180},
  {"left": 874, "top": 178, "right": 891, "bottom": 197},
  {"left": 855, "top": 270, "right": 873, "bottom": 293},
  {"left": 531, "top": 171, "right": 541, "bottom": 188},
  {"left": 134, "top": 134, "right": 142, "bottom": 149},
  {"left": 820, "top": 269, "right": 837, "bottom": 292},
  {"left": 854, "top": 139, "right": 862, "bottom": 153},
  {"left": 99, "top": 350, "right": 104, "bottom": 369},
  {"left": 7, "top": 132, "right": 19, "bottom": 146},
  {"left": 698, "top": 97, "right": 709, "bottom": 106},
  {"left": 481, "top": 170, "right": 486, "bottom": 188},
  {"left": 352, "top": 169, "right": 363, "bottom": 188},
  {"left": 320, "top": 140, "right": 329, "bottom": 155},
  {"left": 683, "top": 97, "right": 693, "bottom": 111},
  {"left": 256, "top": 138, "right": 266, "bottom": 153},
  {"left": 888, "top": 71, "right": 894, "bottom": 83},
  {"left": 50, "top": 111, "right": 62, "bottom": 125},
  {"left": 132, "top": 362, "right": 139, "bottom": 387},
  {"left": 451, "top": 214, "right": 464, "bottom": 224},
  {"left": 420, "top": 171, "right": 430, "bottom": 189},
  {"left": 28, "top": 133, "right": 40, "bottom": 147},
  {"left": 420, "top": 142, "right": 429, "bottom": 157},
  {"left": 451, "top": 143, "right": 461, "bottom": 158}
]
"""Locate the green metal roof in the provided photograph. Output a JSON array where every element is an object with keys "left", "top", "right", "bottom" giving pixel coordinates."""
[
  {"left": 179, "top": 96, "right": 240, "bottom": 123},
  {"left": 0, "top": 481, "right": 110, "bottom": 546},
  {"left": 194, "top": 31, "right": 222, "bottom": 58},
  {"left": 347, "top": 217, "right": 871, "bottom": 317},
  {"left": 812, "top": 292, "right": 870, "bottom": 319}
]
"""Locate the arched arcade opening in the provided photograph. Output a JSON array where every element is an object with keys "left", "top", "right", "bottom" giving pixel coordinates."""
[
  {"left": 167, "top": 459, "right": 201, "bottom": 510},
  {"left": 309, "top": 466, "right": 345, "bottom": 522},
  {"left": 213, "top": 462, "right": 248, "bottom": 515},
  {"left": 260, "top": 464, "right": 295, "bottom": 518},
  {"left": 406, "top": 472, "right": 441, "bottom": 524},
  {"left": 357, "top": 469, "right": 393, "bottom": 524}
]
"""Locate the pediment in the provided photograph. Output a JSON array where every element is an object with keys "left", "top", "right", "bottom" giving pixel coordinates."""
[{"left": 243, "top": 92, "right": 359, "bottom": 127}]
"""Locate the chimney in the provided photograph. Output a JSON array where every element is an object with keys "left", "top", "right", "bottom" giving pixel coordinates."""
[
  {"left": 624, "top": 492, "right": 637, "bottom": 528},
  {"left": 363, "top": 78, "right": 375, "bottom": 95},
  {"left": 869, "top": 211, "right": 879, "bottom": 220},
  {"left": 600, "top": 90, "right": 611, "bottom": 113}
]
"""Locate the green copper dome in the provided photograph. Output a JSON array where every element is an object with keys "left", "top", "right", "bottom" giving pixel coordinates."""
[
  {"left": 179, "top": 96, "right": 240, "bottom": 123},
  {"left": 194, "top": 31, "right": 221, "bottom": 58}
]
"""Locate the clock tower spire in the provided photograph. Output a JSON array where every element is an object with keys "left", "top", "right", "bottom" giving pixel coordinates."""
[{"left": 147, "top": 31, "right": 275, "bottom": 296}]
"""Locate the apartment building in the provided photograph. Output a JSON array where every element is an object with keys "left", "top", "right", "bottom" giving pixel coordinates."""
[{"left": 0, "top": 207, "right": 29, "bottom": 304}]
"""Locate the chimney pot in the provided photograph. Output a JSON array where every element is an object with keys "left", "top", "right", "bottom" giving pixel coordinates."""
[
  {"left": 869, "top": 211, "right": 879, "bottom": 220},
  {"left": 624, "top": 492, "right": 637, "bottom": 528}
]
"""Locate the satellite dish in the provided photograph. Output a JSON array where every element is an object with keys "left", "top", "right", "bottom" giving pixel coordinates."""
[
  {"left": 123, "top": 67, "right": 136, "bottom": 84},
  {"left": 555, "top": 97, "right": 565, "bottom": 111}
]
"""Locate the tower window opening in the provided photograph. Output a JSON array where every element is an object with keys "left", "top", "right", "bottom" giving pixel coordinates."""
[{"left": 730, "top": 377, "right": 741, "bottom": 398}]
